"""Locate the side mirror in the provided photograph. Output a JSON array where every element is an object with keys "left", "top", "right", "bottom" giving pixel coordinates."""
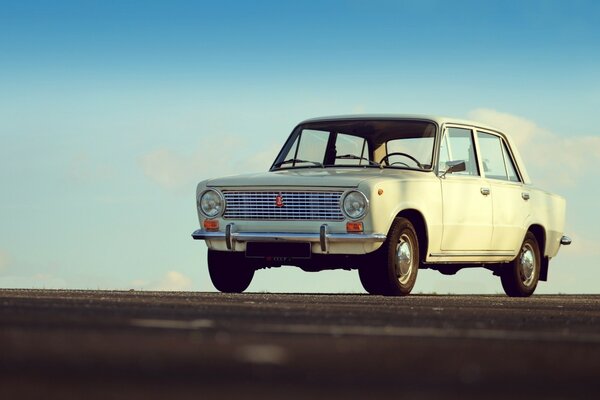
[{"left": 440, "top": 160, "right": 466, "bottom": 178}]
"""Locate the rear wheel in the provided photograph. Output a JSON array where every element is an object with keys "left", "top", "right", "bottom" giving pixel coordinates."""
[
  {"left": 208, "top": 250, "right": 254, "bottom": 293},
  {"left": 500, "top": 232, "right": 540, "bottom": 297},
  {"left": 358, "top": 217, "right": 419, "bottom": 296}
]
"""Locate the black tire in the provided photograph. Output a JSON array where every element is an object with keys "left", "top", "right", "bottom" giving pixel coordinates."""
[
  {"left": 358, "top": 217, "right": 419, "bottom": 296},
  {"left": 358, "top": 264, "right": 384, "bottom": 295},
  {"left": 500, "top": 232, "right": 540, "bottom": 297},
  {"left": 208, "top": 250, "right": 254, "bottom": 293}
]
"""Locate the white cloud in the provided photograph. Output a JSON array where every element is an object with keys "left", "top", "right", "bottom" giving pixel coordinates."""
[
  {"left": 139, "top": 136, "right": 279, "bottom": 191},
  {"left": 352, "top": 105, "right": 366, "bottom": 114},
  {"left": 131, "top": 271, "right": 193, "bottom": 291},
  {"left": 468, "top": 109, "right": 538, "bottom": 148},
  {"left": 155, "top": 271, "right": 193, "bottom": 291},
  {"left": 468, "top": 108, "right": 600, "bottom": 189}
]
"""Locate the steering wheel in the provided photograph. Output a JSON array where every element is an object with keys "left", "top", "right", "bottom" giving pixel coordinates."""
[{"left": 379, "top": 152, "right": 423, "bottom": 169}]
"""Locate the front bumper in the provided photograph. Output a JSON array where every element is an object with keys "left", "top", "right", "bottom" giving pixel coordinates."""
[{"left": 191, "top": 223, "right": 386, "bottom": 253}]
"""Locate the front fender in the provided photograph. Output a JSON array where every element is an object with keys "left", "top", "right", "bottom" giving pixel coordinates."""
[{"left": 358, "top": 178, "right": 442, "bottom": 255}]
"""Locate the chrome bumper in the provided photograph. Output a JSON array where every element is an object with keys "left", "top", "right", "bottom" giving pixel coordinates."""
[
  {"left": 560, "top": 235, "right": 572, "bottom": 246},
  {"left": 191, "top": 223, "right": 387, "bottom": 252}
]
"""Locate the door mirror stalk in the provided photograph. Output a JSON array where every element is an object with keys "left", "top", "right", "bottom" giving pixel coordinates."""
[{"left": 439, "top": 160, "right": 466, "bottom": 179}]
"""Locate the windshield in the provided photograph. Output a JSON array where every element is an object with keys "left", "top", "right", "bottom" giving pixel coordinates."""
[{"left": 271, "top": 119, "right": 437, "bottom": 171}]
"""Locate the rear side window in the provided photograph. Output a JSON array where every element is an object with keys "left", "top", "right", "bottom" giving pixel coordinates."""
[
  {"left": 502, "top": 142, "right": 520, "bottom": 182},
  {"left": 477, "top": 132, "right": 520, "bottom": 182}
]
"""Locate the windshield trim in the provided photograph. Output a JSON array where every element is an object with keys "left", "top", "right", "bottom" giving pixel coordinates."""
[{"left": 273, "top": 164, "right": 432, "bottom": 173}]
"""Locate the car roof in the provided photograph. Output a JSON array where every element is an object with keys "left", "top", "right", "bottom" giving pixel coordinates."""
[{"left": 298, "top": 114, "right": 503, "bottom": 134}]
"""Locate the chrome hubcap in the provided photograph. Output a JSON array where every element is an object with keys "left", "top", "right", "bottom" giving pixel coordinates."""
[
  {"left": 519, "top": 244, "right": 536, "bottom": 286},
  {"left": 395, "top": 234, "right": 413, "bottom": 284}
]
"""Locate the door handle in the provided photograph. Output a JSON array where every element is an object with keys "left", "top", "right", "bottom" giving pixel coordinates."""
[
  {"left": 522, "top": 192, "right": 530, "bottom": 200},
  {"left": 480, "top": 187, "right": 490, "bottom": 196}
]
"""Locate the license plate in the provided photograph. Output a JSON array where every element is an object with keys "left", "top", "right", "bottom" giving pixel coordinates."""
[{"left": 245, "top": 242, "right": 311, "bottom": 259}]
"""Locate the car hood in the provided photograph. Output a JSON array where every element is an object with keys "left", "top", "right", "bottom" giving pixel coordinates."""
[{"left": 206, "top": 168, "right": 428, "bottom": 188}]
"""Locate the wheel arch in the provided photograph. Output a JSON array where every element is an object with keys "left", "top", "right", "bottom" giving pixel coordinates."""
[
  {"left": 396, "top": 209, "right": 429, "bottom": 264},
  {"left": 527, "top": 224, "right": 549, "bottom": 281}
]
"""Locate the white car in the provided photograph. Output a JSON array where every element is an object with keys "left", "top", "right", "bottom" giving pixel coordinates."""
[{"left": 192, "top": 115, "right": 570, "bottom": 297}]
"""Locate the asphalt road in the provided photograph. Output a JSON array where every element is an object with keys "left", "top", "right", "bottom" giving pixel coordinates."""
[{"left": 1, "top": 290, "right": 599, "bottom": 399}]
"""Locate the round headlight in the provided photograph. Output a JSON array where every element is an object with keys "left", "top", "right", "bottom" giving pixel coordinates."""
[
  {"left": 342, "top": 191, "right": 368, "bottom": 220},
  {"left": 199, "top": 189, "right": 224, "bottom": 218}
]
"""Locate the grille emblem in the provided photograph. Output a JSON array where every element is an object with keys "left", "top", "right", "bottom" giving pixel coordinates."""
[{"left": 275, "top": 193, "right": 284, "bottom": 208}]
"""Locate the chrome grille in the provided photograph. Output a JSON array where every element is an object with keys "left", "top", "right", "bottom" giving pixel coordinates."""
[{"left": 223, "top": 191, "right": 344, "bottom": 221}]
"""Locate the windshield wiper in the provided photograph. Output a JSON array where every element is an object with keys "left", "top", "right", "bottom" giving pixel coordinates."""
[
  {"left": 335, "top": 154, "right": 381, "bottom": 167},
  {"left": 274, "top": 158, "right": 324, "bottom": 168}
]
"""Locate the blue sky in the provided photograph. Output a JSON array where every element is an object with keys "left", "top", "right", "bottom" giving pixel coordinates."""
[{"left": 1, "top": 1, "right": 599, "bottom": 293}]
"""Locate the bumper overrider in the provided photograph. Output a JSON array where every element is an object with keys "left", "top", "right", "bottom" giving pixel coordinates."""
[{"left": 191, "top": 223, "right": 387, "bottom": 253}]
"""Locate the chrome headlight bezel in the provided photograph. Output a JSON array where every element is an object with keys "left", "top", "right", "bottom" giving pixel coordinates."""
[
  {"left": 341, "top": 190, "right": 369, "bottom": 221},
  {"left": 198, "top": 189, "right": 225, "bottom": 218}
]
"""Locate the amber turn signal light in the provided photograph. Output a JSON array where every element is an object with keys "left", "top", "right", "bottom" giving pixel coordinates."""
[
  {"left": 346, "top": 221, "right": 364, "bottom": 232},
  {"left": 203, "top": 219, "right": 219, "bottom": 231}
]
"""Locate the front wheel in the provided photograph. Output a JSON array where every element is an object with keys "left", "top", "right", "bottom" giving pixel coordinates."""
[
  {"left": 208, "top": 250, "right": 254, "bottom": 293},
  {"left": 500, "top": 232, "right": 541, "bottom": 297},
  {"left": 358, "top": 217, "right": 419, "bottom": 296}
]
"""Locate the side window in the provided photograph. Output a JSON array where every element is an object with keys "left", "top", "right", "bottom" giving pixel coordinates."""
[
  {"left": 477, "top": 132, "right": 517, "bottom": 181},
  {"left": 439, "top": 127, "right": 479, "bottom": 176},
  {"left": 334, "top": 133, "right": 369, "bottom": 165},
  {"left": 502, "top": 142, "right": 520, "bottom": 182}
]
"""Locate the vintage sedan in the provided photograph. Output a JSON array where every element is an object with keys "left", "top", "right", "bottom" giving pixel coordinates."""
[{"left": 192, "top": 115, "right": 570, "bottom": 297}]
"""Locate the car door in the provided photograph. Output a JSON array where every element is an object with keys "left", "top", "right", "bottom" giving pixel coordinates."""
[
  {"left": 476, "top": 131, "right": 530, "bottom": 251},
  {"left": 439, "top": 126, "right": 493, "bottom": 251}
]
